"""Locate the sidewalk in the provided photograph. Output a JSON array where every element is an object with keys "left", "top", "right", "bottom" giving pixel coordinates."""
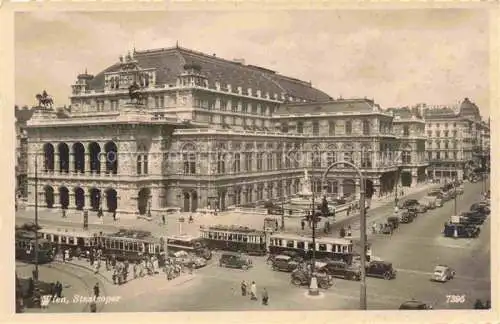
[{"left": 16, "top": 182, "right": 439, "bottom": 238}]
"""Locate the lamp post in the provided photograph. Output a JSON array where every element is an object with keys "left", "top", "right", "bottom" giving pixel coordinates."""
[
  {"left": 308, "top": 175, "right": 318, "bottom": 296},
  {"left": 322, "top": 160, "right": 366, "bottom": 309},
  {"left": 33, "top": 153, "right": 39, "bottom": 281}
]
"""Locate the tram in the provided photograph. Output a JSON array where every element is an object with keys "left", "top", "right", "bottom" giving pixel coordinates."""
[
  {"left": 166, "top": 234, "right": 212, "bottom": 260},
  {"left": 268, "top": 233, "right": 354, "bottom": 262},
  {"left": 15, "top": 230, "right": 54, "bottom": 264},
  {"left": 101, "top": 229, "right": 165, "bottom": 261},
  {"left": 38, "top": 226, "right": 99, "bottom": 257},
  {"left": 200, "top": 225, "right": 267, "bottom": 256}
]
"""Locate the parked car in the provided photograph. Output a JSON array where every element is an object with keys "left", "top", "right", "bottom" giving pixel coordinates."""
[
  {"left": 470, "top": 203, "right": 490, "bottom": 215},
  {"left": 399, "top": 300, "right": 433, "bottom": 310},
  {"left": 400, "top": 199, "right": 427, "bottom": 213},
  {"left": 399, "top": 210, "right": 416, "bottom": 223},
  {"left": 266, "top": 251, "right": 303, "bottom": 265},
  {"left": 431, "top": 265, "right": 455, "bottom": 282},
  {"left": 443, "top": 223, "right": 480, "bottom": 238},
  {"left": 419, "top": 197, "right": 436, "bottom": 209},
  {"left": 219, "top": 252, "right": 253, "bottom": 270},
  {"left": 324, "top": 260, "right": 361, "bottom": 281},
  {"left": 387, "top": 216, "right": 400, "bottom": 230},
  {"left": 459, "top": 211, "right": 486, "bottom": 225},
  {"left": 271, "top": 255, "right": 300, "bottom": 272},
  {"left": 426, "top": 191, "right": 444, "bottom": 207},
  {"left": 366, "top": 261, "right": 397, "bottom": 280}
]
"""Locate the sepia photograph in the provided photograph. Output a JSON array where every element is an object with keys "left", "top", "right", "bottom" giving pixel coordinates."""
[{"left": 12, "top": 9, "right": 491, "bottom": 314}]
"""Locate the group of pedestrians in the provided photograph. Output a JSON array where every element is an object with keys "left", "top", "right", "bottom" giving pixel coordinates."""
[{"left": 240, "top": 281, "right": 269, "bottom": 306}]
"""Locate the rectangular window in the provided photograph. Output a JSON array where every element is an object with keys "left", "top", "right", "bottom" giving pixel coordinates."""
[
  {"left": 297, "top": 122, "right": 304, "bottom": 134},
  {"left": 329, "top": 121, "right": 335, "bottom": 136},
  {"left": 231, "top": 101, "right": 238, "bottom": 112},
  {"left": 267, "top": 154, "right": 273, "bottom": 170},
  {"left": 312, "top": 121, "right": 319, "bottom": 136},
  {"left": 219, "top": 99, "right": 227, "bottom": 111}
]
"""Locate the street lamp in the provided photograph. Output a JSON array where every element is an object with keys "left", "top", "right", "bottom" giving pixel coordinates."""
[
  {"left": 33, "top": 153, "right": 40, "bottom": 281},
  {"left": 322, "top": 160, "right": 367, "bottom": 310},
  {"left": 308, "top": 174, "right": 318, "bottom": 296}
]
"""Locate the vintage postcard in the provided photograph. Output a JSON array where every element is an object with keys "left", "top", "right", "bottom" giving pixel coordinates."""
[{"left": 1, "top": 3, "right": 498, "bottom": 324}]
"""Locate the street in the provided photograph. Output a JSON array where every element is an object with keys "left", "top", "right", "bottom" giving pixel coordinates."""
[{"left": 101, "top": 180, "right": 489, "bottom": 311}]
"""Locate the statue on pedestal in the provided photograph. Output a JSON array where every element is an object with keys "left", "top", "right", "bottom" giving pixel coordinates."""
[{"left": 299, "top": 169, "right": 312, "bottom": 196}]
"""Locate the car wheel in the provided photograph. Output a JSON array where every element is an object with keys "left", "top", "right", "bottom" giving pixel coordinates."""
[
  {"left": 241, "top": 265, "right": 248, "bottom": 270},
  {"left": 272, "top": 265, "right": 278, "bottom": 271},
  {"left": 291, "top": 278, "right": 302, "bottom": 286},
  {"left": 384, "top": 272, "right": 391, "bottom": 280}
]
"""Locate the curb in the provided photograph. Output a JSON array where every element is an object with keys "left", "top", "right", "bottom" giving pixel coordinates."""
[{"left": 52, "top": 260, "right": 114, "bottom": 285}]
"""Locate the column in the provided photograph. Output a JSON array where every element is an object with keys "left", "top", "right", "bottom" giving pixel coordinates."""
[
  {"left": 337, "top": 179, "right": 344, "bottom": 198},
  {"left": 69, "top": 153, "right": 75, "bottom": 174},
  {"left": 101, "top": 153, "right": 107, "bottom": 175},
  {"left": 102, "top": 191, "right": 108, "bottom": 211},
  {"left": 411, "top": 169, "right": 418, "bottom": 188},
  {"left": 53, "top": 192, "right": 61, "bottom": 209},
  {"left": 54, "top": 153, "right": 60, "bottom": 173},
  {"left": 86, "top": 154, "right": 92, "bottom": 174}
]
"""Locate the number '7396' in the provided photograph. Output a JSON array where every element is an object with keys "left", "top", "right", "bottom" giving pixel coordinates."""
[{"left": 446, "top": 295, "right": 466, "bottom": 303}]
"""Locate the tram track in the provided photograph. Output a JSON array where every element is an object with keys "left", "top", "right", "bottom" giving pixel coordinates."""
[{"left": 43, "top": 262, "right": 109, "bottom": 313}]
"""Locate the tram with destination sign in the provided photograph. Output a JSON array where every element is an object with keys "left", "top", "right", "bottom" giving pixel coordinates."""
[
  {"left": 268, "top": 232, "right": 354, "bottom": 263},
  {"left": 15, "top": 230, "right": 54, "bottom": 264},
  {"left": 200, "top": 225, "right": 267, "bottom": 256}
]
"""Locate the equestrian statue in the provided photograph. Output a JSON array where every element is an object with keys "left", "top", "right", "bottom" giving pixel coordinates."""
[
  {"left": 35, "top": 90, "right": 54, "bottom": 109},
  {"left": 128, "top": 82, "right": 144, "bottom": 104}
]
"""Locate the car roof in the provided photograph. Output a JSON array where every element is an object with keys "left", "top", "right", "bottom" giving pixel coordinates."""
[{"left": 434, "top": 265, "right": 448, "bottom": 271}]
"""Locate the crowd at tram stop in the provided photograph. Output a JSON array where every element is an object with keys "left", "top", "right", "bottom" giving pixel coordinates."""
[
  {"left": 240, "top": 280, "right": 269, "bottom": 306},
  {"left": 53, "top": 244, "right": 195, "bottom": 286}
]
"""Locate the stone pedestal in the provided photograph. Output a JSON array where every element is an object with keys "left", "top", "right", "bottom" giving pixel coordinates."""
[{"left": 308, "top": 276, "right": 319, "bottom": 296}]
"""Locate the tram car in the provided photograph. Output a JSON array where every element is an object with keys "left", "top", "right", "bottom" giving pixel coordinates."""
[
  {"left": 200, "top": 225, "right": 267, "bottom": 256},
  {"left": 166, "top": 234, "right": 212, "bottom": 260},
  {"left": 15, "top": 230, "right": 54, "bottom": 264},
  {"left": 101, "top": 229, "right": 165, "bottom": 262},
  {"left": 38, "top": 226, "right": 101, "bottom": 257},
  {"left": 268, "top": 233, "right": 354, "bottom": 263}
]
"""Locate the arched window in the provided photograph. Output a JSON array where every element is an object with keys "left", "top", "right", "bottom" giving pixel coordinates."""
[
  {"left": 256, "top": 153, "right": 263, "bottom": 171},
  {"left": 267, "top": 153, "right": 273, "bottom": 170},
  {"left": 233, "top": 153, "right": 241, "bottom": 173},
  {"left": 403, "top": 125, "right": 410, "bottom": 136},
  {"left": 182, "top": 143, "right": 197, "bottom": 175}
]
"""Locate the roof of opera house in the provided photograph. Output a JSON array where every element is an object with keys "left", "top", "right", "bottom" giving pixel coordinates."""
[
  {"left": 274, "top": 98, "right": 383, "bottom": 115},
  {"left": 86, "top": 46, "right": 332, "bottom": 102},
  {"left": 386, "top": 107, "right": 423, "bottom": 120}
]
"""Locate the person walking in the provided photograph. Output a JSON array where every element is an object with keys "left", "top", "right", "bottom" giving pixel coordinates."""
[
  {"left": 93, "top": 283, "right": 100, "bottom": 298},
  {"left": 300, "top": 219, "right": 305, "bottom": 231},
  {"left": 250, "top": 281, "right": 257, "bottom": 301},
  {"left": 241, "top": 280, "right": 247, "bottom": 296},
  {"left": 162, "top": 214, "right": 166, "bottom": 226},
  {"left": 261, "top": 288, "right": 269, "bottom": 306},
  {"left": 347, "top": 225, "right": 352, "bottom": 237}
]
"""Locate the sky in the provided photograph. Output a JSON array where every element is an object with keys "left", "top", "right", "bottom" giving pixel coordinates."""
[{"left": 15, "top": 9, "right": 490, "bottom": 117}]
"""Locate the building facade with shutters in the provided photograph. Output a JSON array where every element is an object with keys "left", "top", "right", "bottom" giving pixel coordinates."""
[{"left": 422, "top": 98, "right": 489, "bottom": 181}]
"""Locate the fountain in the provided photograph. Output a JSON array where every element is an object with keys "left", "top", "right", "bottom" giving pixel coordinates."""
[{"left": 289, "top": 169, "right": 318, "bottom": 209}]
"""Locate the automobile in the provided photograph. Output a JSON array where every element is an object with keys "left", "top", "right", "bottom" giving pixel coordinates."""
[
  {"left": 324, "top": 260, "right": 361, "bottom": 281},
  {"left": 266, "top": 251, "right": 303, "bottom": 265},
  {"left": 419, "top": 197, "right": 436, "bottom": 209},
  {"left": 366, "top": 261, "right": 397, "bottom": 280},
  {"left": 443, "top": 223, "right": 480, "bottom": 238},
  {"left": 470, "top": 203, "right": 490, "bottom": 215},
  {"left": 172, "top": 251, "right": 208, "bottom": 268},
  {"left": 400, "top": 199, "right": 427, "bottom": 213},
  {"left": 291, "top": 263, "right": 334, "bottom": 289},
  {"left": 431, "top": 265, "right": 455, "bottom": 282},
  {"left": 398, "top": 210, "right": 416, "bottom": 223},
  {"left": 399, "top": 300, "right": 433, "bottom": 310},
  {"left": 271, "top": 255, "right": 300, "bottom": 272},
  {"left": 381, "top": 223, "right": 395, "bottom": 234},
  {"left": 219, "top": 252, "right": 253, "bottom": 270},
  {"left": 459, "top": 211, "right": 486, "bottom": 225},
  {"left": 387, "top": 216, "right": 400, "bottom": 230},
  {"left": 426, "top": 191, "right": 444, "bottom": 207}
]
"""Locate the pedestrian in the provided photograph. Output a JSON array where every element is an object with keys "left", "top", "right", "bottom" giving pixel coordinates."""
[
  {"left": 62, "top": 249, "right": 66, "bottom": 262},
  {"left": 64, "top": 249, "right": 70, "bottom": 262},
  {"left": 372, "top": 222, "right": 377, "bottom": 234},
  {"left": 250, "top": 281, "right": 257, "bottom": 300},
  {"left": 189, "top": 214, "right": 194, "bottom": 223},
  {"left": 241, "top": 280, "right": 247, "bottom": 296},
  {"left": 301, "top": 219, "right": 305, "bottom": 231},
  {"left": 55, "top": 281, "right": 62, "bottom": 298},
  {"left": 62, "top": 209, "right": 66, "bottom": 218},
  {"left": 261, "top": 288, "right": 269, "bottom": 305},
  {"left": 93, "top": 283, "right": 100, "bottom": 298},
  {"left": 113, "top": 211, "right": 117, "bottom": 221},
  {"left": 162, "top": 214, "right": 166, "bottom": 226},
  {"left": 347, "top": 225, "right": 352, "bottom": 237},
  {"left": 112, "top": 270, "right": 117, "bottom": 285},
  {"left": 275, "top": 219, "right": 278, "bottom": 231},
  {"left": 339, "top": 227, "right": 346, "bottom": 238},
  {"left": 90, "top": 301, "right": 97, "bottom": 313}
]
